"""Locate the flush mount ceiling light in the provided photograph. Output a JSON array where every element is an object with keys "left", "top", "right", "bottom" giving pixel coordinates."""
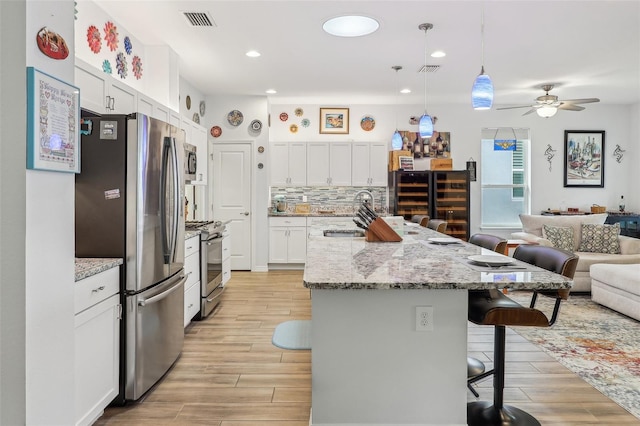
[
  {"left": 391, "top": 65, "right": 404, "bottom": 150},
  {"left": 265, "top": 89, "right": 277, "bottom": 94},
  {"left": 471, "top": 6, "right": 494, "bottom": 110},
  {"left": 246, "top": 50, "right": 261, "bottom": 58},
  {"left": 323, "top": 15, "right": 379, "bottom": 37},
  {"left": 418, "top": 23, "right": 434, "bottom": 138}
]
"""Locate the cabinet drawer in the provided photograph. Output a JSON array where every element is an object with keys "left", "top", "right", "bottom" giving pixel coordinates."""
[
  {"left": 270, "top": 216, "right": 307, "bottom": 227},
  {"left": 184, "top": 251, "right": 200, "bottom": 288},
  {"left": 185, "top": 236, "right": 200, "bottom": 258},
  {"left": 222, "top": 235, "right": 231, "bottom": 261},
  {"left": 184, "top": 281, "right": 201, "bottom": 327},
  {"left": 75, "top": 267, "right": 120, "bottom": 315},
  {"left": 222, "top": 258, "right": 231, "bottom": 285}
]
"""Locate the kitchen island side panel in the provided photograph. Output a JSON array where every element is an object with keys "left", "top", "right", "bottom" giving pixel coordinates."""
[{"left": 310, "top": 289, "right": 468, "bottom": 426}]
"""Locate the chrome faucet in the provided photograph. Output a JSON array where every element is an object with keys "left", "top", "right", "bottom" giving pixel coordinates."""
[{"left": 352, "top": 190, "right": 375, "bottom": 213}]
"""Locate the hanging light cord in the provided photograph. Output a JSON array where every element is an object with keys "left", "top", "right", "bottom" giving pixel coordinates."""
[
  {"left": 394, "top": 66, "right": 402, "bottom": 130},
  {"left": 423, "top": 26, "right": 428, "bottom": 114},
  {"left": 480, "top": 5, "right": 486, "bottom": 72}
]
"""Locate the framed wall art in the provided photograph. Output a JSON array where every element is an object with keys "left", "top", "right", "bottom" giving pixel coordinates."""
[
  {"left": 319, "top": 107, "right": 349, "bottom": 134},
  {"left": 563, "top": 130, "right": 605, "bottom": 188},
  {"left": 26, "top": 67, "right": 81, "bottom": 173}
]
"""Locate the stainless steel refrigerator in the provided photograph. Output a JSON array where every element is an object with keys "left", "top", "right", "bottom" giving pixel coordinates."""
[{"left": 75, "top": 112, "right": 186, "bottom": 402}]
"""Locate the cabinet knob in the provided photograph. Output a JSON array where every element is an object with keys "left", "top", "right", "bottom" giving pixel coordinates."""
[{"left": 92, "top": 286, "right": 105, "bottom": 293}]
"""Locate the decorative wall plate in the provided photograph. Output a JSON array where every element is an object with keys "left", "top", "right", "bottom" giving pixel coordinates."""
[
  {"left": 360, "top": 116, "right": 375, "bottom": 131},
  {"left": 103, "top": 21, "right": 118, "bottom": 52},
  {"left": 124, "top": 36, "right": 132, "bottom": 54},
  {"left": 87, "top": 25, "right": 101, "bottom": 54},
  {"left": 199, "top": 101, "right": 206, "bottom": 117},
  {"left": 258, "top": 146, "right": 265, "bottom": 153},
  {"left": 210, "top": 126, "right": 222, "bottom": 137},
  {"left": 250, "top": 119, "right": 262, "bottom": 131},
  {"left": 301, "top": 118, "right": 310, "bottom": 128},
  {"left": 227, "top": 110, "right": 244, "bottom": 126},
  {"left": 289, "top": 124, "right": 299, "bottom": 133},
  {"left": 279, "top": 112, "right": 289, "bottom": 122},
  {"left": 186, "top": 95, "right": 191, "bottom": 110},
  {"left": 294, "top": 107, "right": 304, "bottom": 117},
  {"left": 193, "top": 113, "right": 200, "bottom": 124},
  {"left": 36, "top": 27, "right": 69, "bottom": 60}
]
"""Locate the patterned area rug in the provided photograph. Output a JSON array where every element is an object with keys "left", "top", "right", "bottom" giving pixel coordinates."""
[{"left": 510, "top": 293, "right": 640, "bottom": 420}]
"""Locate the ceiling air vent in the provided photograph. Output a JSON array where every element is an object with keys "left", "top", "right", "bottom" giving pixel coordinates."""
[
  {"left": 418, "top": 65, "right": 441, "bottom": 73},
  {"left": 183, "top": 11, "right": 216, "bottom": 27}
]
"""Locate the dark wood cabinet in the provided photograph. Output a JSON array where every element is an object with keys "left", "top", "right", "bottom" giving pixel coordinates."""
[{"left": 389, "top": 170, "right": 470, "bottom": 240}]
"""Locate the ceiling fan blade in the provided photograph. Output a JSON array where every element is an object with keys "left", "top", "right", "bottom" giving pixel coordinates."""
[
  {"left": 497, "top": 105, "right": 534, "bottom": 110},
  {"left": 560, "top": 98, "right": 600, "bottom": 104},
  {"left": 558, "top": 104, "right": 585, "bottom": 111},
  {"left": 522, "top": 108, "right": 538, "bottom": 116}
]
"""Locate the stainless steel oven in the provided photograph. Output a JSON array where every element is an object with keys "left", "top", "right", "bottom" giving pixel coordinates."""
[{"left": 185, "top": 220, "right": 226, "bottom": 319}]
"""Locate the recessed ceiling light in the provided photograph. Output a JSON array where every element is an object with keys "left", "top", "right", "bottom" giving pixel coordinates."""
[
  {"left": 431, "top": 50, "right": 446, "bottom": 58},
  {"left": 323, "top": 15, "right": 379, "bottom": 37},
  {"left": 246, "top": 50, "right": 261, "bottom": 58},
  {"left": 400, "top": 88, "right": 411, "bottom": 94},
  {"left": 265, "top": 89, "right": 277, "bottom": 94}
]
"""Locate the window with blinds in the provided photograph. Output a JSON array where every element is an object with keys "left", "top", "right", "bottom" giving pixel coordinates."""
[{"left": 480, "top": 128, "right": 530, "bottom": 228}]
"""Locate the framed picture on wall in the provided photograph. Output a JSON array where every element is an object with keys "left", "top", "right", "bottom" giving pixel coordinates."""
[
  {"left": 319, "top": 107, "right": 349, "bottom": 134},
  {"left": 563, "top": 130, "right": 605, "bottom": 188},
  {"left": 26, "top": 67, "right": 81, "bottom": 173}
]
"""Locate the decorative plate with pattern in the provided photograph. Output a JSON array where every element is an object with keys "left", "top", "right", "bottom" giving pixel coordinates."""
[
  {"left": 279, "top": 112, "right": 288, "bottom": 122},
  {"left": 199, "top": 101, "right": 206, "bottom": 117},
  {"left": 102, "top": 59, "right": 112, "bottom": 74},
  {"left": 115, "top": 52, "right": 127, "bottom": 79},
  {"left": 250, "top": 119, "right": 262, "bottom": 131},
  {"left": 210, "top": 126, "right": 222, "bottom": 138},
  {"left": 193, "top": 113, "right": 200, "bottom": 124},
  {"left": 289, "top": 124, "right": 299, "bottom": 133},
  {"left": 294, "top": 107, "right": 304, "bottom": 117},
  {"left": 360, "top": 116, "right": 375, "bottom": 131},
  {"left": 87, "top": 25, "right": 101, "bottom": 53},
  {"left": 227, "top": 110, "right": 243, "bottom": 126},
  {"left": 132, "top": 55, "right": 143, "bottom": 80},
  {"left": 103, "top": 21, "right": 118, "bottom": 52},
  {"left": 124, "top": 36, "right": 132, "bottom": 54},
  {"left": 186, "top": 95, "right": 191, "bottom": 110},
  {"left": 301, "top": 118, "right": 310, "bottom": 128}
]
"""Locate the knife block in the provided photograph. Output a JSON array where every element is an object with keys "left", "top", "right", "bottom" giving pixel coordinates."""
[{"left": 365, "top": 218, "right": 403, "bottom": 242}]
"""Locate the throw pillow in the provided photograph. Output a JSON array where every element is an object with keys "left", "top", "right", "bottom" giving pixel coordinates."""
[
  {"left": 578, "top": 223, "right": 621, "bottom": 254},
  {"left": 543, "top": 225, "right": 574, "bottom": 251}
]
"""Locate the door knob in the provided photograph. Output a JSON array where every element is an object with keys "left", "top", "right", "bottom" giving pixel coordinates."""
[{"left": 241, "top": 211, "right": 249, "bottom": 216}]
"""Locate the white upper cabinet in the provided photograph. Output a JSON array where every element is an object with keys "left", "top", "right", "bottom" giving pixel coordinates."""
[
  {"left": 137, "top": 94, "right": 170, "bottom": 123},
  {"left": 270, "top": 142, "right": 307, "bottom": 186},
  {"left": 352, "top": 142, "right": 388, "bottom": 186},
  {"left": 306, "top": 142, "right": 352, "bottom": 186},
  {"left": 75, "top": 58, "right": 136, "bottom": 115}
]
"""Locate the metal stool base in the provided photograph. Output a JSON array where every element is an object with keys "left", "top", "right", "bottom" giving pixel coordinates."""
[{"left": 467, "top": 401, "right": 541, "bottom": 426}]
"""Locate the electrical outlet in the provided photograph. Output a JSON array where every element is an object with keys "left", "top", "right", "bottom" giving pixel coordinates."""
[{"left": 415, "top": 306, "right": 434, "bottom": 331}]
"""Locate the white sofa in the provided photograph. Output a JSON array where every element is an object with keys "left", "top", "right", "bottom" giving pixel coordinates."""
[
  {"left": 512, "top": 214, "right": 640, "bottom": 292},
  {"left": 590, "top": 264, "right": 640, "bottom": 321}
]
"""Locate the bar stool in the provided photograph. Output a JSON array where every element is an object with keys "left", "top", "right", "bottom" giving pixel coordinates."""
[
  {"left": 466, "top": 234, "right": 508, "bottom": 397},
  {"left": 427, "top": 219, "right": 447, "bottom": 233},
  {"left": 467, "top": 245, "right": 578, "bottom": 426},
  {"left": 411, "top": 214, "right": 430, "bottom": 227}
]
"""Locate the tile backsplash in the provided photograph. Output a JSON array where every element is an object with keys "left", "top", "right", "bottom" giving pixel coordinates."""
[{"left": 270, "top": 186, "right": 388, "bottom": 212}]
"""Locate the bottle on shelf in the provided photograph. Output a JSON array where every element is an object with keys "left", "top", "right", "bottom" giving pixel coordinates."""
[{"left": 619, "top": 195, "right": 625, "bottom": 212}]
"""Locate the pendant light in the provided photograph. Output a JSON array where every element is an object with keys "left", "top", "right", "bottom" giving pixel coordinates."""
[
  {"left": 418, "top": 23, "right": 434, "bottom": 138},
  {"left": 471, "top": 6, "right": 494, "bottom": 110},
  {"left": 391, "top": 65, "right": 404, "bottom": 150}
]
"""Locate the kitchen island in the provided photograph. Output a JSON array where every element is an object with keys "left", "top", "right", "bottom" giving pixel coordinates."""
[{"left": 303, "top": 222, "right": 573, "bottom": 426}]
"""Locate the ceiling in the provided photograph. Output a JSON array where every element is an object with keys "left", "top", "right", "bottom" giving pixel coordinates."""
[{"left": 93, "top": 0, "right": 640, "bottom": 107}]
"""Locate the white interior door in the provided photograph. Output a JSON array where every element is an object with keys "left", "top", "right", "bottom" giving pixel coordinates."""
[{"left": 211, "top": 143, "right": 252, "bottom": 270}]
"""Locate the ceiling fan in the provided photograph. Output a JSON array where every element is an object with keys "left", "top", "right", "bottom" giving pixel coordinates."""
[{"left": 497, "top": 84, "right": 600, "bottom": 117}]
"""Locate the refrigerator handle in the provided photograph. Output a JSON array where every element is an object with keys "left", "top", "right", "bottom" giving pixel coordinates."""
[
  {"left": 169, "top": 137, "right": 181, "bottom": 263},
  {"left": 138, "top": 275, "right": 186, "bottom": 307},
  {"left": 160, "top": 137, "right": 172, "bottom": 264}
]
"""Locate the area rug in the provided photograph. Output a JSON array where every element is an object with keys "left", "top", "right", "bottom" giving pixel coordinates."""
[
  {"left": 509, "top": 293, "right": 640, "bottom": 419},
  {"left": 272, "top": 319, "right": 312, "bottom": 350}
]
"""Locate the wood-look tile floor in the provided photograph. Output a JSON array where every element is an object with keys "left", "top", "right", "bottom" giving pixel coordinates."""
[{"left": 96, "top": 271, "right": 639, "bottom": 425}]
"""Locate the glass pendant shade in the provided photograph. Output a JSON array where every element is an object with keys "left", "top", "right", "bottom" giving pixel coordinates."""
[
  {"left": 391, "top": 130, "right": 403, "bottom": 150},
  {"left": 418, "top": 114, "right": 434, "bottom": 138},
  {"left": 536, "top": 106, "right": 558, "bottom": 118},
  {"left": 471, "top": 68, "right": 494, "bottom": 110}
]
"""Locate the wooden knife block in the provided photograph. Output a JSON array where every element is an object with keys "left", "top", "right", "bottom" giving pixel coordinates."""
[{"left": 365, "top": 218, "right": 403, "bottom": 242}]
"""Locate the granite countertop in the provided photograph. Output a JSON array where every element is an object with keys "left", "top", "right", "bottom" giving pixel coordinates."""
[
  {"left": 75, "top": 258, "right": 123, "bottom": 282},
  {"left": 303, "top": 223, "right": 573, "bottom": 291},
  {"left": 185, "top": 229, "right": 201, "bottom": 239}
]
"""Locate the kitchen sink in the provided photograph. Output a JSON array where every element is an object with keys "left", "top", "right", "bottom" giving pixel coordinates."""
[{"left": 323, "top": 229, "right": 365, "bottom": 238}]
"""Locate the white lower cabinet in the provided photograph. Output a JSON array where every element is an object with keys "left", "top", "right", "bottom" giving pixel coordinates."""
[
  {"left": 221, "top": 228, "right": 232, "bottom": 285},
  {"left": 269, "top": 217, "right": 307, "bottom": 264},
  {"left": 74, "top": 267, "right": 120, "bottom": 426},
  {"left": 184, "top": 235, "right": 201, "bottom": 327}
]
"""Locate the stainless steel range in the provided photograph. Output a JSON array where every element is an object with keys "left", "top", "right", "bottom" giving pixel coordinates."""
[{"left": 185, "top": 220, "right": 228, "bottom": 319}]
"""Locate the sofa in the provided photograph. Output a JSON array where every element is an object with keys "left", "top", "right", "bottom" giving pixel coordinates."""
[
  {"left": 590, "top": 263, "right": 640, "bottom": 321},
  {"left": 512, "top": 213, "right": 640, "bottom": 292}
]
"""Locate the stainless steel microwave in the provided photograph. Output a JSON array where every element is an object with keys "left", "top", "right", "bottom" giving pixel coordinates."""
[{"left": 184, "top": 143, "right": 197, "bottom": 182}]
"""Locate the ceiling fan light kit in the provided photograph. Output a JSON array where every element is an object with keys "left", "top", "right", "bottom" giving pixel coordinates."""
[
  {"left": 419, "top": 23, "right": 434, "bottom": 138},
  {"left": 471, "top": 6, "right": 494, "bottom": 110},
  {"left": 497, "top": 84, "right": 600, "bottom": 117}
]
